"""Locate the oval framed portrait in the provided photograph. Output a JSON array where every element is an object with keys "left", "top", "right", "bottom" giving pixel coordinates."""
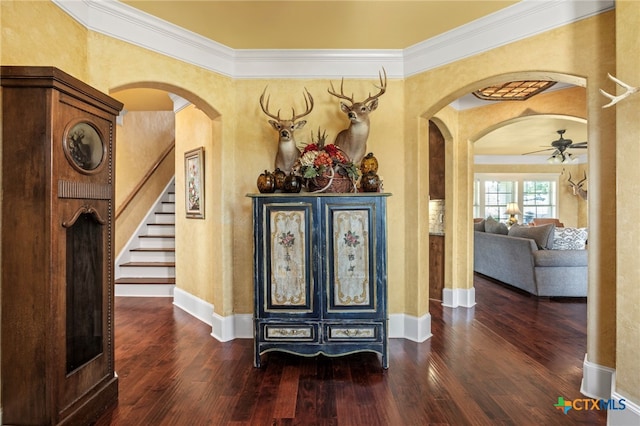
[{"left": 63, "top": 120, "right": 107, "bottom": 173}]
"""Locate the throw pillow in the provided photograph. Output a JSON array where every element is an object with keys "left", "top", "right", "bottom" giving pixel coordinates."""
[
  {"left": 508, "top": 223, "right": 555, "bottom": 249},
  {"left": 474, "top": 220, "right": 485, "bottom": 232},
  {"left": 484, "top": 216, "right": 508, "bottom": 235},
  {"left": 552, "top": 227, "right": 588, "bottom": 250}
]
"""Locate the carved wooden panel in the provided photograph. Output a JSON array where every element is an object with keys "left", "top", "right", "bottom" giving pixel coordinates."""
[
  {"left": 332, "top": 210, "right": 371, "bottom": 306},
  {"left": 260, "top": 202, "right": 315, "bottom": 316},
  {"left": 269, "top": 209, "right": 308, "bottom": 306}
]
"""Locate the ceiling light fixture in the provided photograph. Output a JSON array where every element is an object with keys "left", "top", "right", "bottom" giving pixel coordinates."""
[
  {"left": 547, "top": 152, "right": 578, "bottom": 164},
  {"left": 473, "top": 80, "right": 557, "bottom": 101}
]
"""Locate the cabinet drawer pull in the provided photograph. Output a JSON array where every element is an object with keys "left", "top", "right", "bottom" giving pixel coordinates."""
[
  {"left": 330, "top": 327, "right": 375, "bottom": 339},
  {"left": 266, "top": 326, "right": 313, "bottom": 339}
]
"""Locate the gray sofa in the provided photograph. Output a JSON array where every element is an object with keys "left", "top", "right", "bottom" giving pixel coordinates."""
[{"left": 473, "top": 230, "right": 587, "bottom": 297}]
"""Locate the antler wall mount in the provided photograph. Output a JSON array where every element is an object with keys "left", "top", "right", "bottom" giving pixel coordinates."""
[
  {"left": 260, "top": 87, "right": 314, "bottom": 172},
  {"left": 328, "top": 68, "right": 387, "bottom": 165},
  {"left": 567, "top": 171, "right": 588, "bottom": 201},
  {"left": 600, "top": 73, "right": 639, "bottom": 108}
]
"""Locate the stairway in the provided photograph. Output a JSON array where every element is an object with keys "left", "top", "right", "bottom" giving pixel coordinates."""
[{"left": 115, "top": 180, "right": 176, "bottom": 297}]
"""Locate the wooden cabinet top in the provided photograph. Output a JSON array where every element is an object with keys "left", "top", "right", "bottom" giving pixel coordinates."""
[{"left": 1, "top": 65, "right": 123, "bottom": 115}]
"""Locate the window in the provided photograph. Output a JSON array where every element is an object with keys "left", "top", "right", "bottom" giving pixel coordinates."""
[
  {"left": 522, "top": 180, "right": 556, "bottom": 224},
  {"left": 484, "top": 180, "right": 516, "bottom": 222},
  {"left": 474, "top": 173, "right": 558, "bottom": 224}
]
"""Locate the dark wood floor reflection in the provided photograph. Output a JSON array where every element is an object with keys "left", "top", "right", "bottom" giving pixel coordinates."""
[{"left": 95, "top": 275, "right": 605, "bottom": 425}]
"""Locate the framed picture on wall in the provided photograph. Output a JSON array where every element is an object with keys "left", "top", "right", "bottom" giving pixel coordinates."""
[{"left": 185, "top": 147, "right": 205, "bottom": 219}]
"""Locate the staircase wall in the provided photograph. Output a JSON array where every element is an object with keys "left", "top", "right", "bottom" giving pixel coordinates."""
[{"left": 115, "top": 111, "right": 175, "bottom": 256}]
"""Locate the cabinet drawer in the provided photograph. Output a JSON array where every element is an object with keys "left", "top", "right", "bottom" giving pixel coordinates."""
[
  {"left": 324, "top": 323, "right": 383, "bottom": 342},
  {"left": 261, "top": 323, "right": 318, "bottom": 342}
]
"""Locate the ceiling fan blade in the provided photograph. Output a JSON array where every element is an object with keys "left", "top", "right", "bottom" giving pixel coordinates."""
[
  {"left": 522, "top": 147, "right": 555, "bottom": 155},
  {"left": 569, "top": 141, "right": 588, "bottom": 148}
]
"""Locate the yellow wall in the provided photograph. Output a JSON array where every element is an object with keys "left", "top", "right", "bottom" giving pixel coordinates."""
[
  {"left": 614, "top": 0, "right": 640, "bottom": 405},
  {"left": 0, "top": 0, "right": 88, "bottom": 78},
  {"left": 115, "top": 111, "right": 175, "bottom": 208},
  {"left": 2, "top": 0, "right": 637, "bottom": 410},
  {"left": 175, "top": 105, "right": 220, "bottom": 305}
]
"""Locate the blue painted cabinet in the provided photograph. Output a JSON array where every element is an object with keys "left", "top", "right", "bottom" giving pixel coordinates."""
[{"left": 249, "top": 193, "right": 390, "bottom": 368}]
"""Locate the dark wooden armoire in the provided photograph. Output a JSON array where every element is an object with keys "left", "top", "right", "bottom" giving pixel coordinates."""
[{"left": 1, "top": 66, "right": 123, "bottom": 425}]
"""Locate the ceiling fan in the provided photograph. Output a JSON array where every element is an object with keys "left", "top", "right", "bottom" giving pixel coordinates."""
[{"left": 523, "top": 129, "right": 587, "bottom": 164}]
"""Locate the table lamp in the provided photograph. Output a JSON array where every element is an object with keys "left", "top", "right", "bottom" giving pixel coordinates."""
[{"left": 505, "top": 202, "right": 522, "bottom": 226}]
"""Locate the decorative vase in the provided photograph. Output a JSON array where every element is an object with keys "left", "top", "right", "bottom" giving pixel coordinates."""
[
  {"left": 283, "top": 173, "right": 303, "bottom": 193},
  {"left": 273, "top": 168, "right": 286, "bottom": 190},
  {"left": 257, "top": 170, "right": 276, "bottom": 193},
  {"left": 360, "top": 152, "right": 379, "bottom": 175},
  {"left": 361, "top": 171, "right": 380, "bottom": 192}
]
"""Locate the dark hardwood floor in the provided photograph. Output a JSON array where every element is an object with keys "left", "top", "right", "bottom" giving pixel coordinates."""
[{"left": 95, "top": 275, "right": 605, "bottom": 425}]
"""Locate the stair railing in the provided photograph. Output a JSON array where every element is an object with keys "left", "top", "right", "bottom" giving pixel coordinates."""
[{"left": 115, "top": 140, "right": 175, "bottom": 220}]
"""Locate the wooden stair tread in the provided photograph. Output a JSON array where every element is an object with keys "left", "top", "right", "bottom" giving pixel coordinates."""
[
  {"left": 148, "top": 223, "right": 175, "bottom": 226},
  {"left": 120, "top": 261, "right": 175, "bottom": 267},
  {"left": 130, "top": 248, "right": 175, "bottom": 252},
  {"left": 115, "top": 277, "right": 175, "bottom": 285},
  {"left": 139, "top": 234, "right": 175, "bottom": 238}
]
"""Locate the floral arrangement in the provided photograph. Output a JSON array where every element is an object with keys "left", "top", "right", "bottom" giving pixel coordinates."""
[{"left": 295, "top": 129, "right": 360, "bottom": 181}]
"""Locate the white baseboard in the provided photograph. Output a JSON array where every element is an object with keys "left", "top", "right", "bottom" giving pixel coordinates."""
[
  {"left": 442, "top": 287, "right": 476, "bottom": 308},
  {"left": 607, "top": 373, "right": 640, "bottom": 426},
  {"left": 173, "top": 287, "right": 214, "bottom": 326},
  {"left": 115, "top": 284, "right": 175, "bottom": 297},
  {"left": 172, "top": 288, "right": 432, "bottom": 342},
  {"left": 608, "top": 391, "right": 640, "bottom": 426},
  {"left": 212, "top": 312, "right": 253, "bottom": 342},
  {"left": 580, "top": 354, "right": 615, "bottom": 400},
  {"left": 389, "top": 313, "right": 432, "bottom": 342}
]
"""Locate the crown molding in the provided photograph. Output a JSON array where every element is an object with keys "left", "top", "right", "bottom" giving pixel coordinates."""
[
  {"left": 233, "top": 49, "right": 404, "bottom": 79},
  {"left": 403, "top": 0, "right": 614, "bottom": 77},
  {"left": 53, "top": 0, "right": 614, "bottom": 79},
  {"left": 54, "top": 0, "right": 236, "bottom": 77}
]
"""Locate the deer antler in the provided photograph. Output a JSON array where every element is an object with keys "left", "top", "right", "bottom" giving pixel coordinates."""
[
  {"left": 328, "top": 78, "right": 355, "bottom": 104},
  {"left": 363, "top": 67, "right": 387, "bottom": 105},
  {"left": 577, "top": 170, "right": 587, "bottom": 186},
  {"left": 291, "top": 88, "right": 314, "bottom": 121},
  {"left": 259, "top": 87, "right": 281, "bottom": 120},
  {"left": 600, "top": 73, "right": 640, "bottom": 108},
  {"left": 568, "top": 170, "right": 587, "bottom": 185}
]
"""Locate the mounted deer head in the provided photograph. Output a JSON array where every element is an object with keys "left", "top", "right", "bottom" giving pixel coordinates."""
[
  {"left": 568, "top": 171, "right": 588, "bottom": 201},
  {"left": 260, "top": 87, "right": 314, "bottom": 172},
  {"left": 328, "top": 68, "right": 387, "bottom": 165}
]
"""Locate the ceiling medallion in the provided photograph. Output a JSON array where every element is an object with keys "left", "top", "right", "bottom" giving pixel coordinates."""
[{"left": 472, "top": 80, "right": 557, "bottom": 101}]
